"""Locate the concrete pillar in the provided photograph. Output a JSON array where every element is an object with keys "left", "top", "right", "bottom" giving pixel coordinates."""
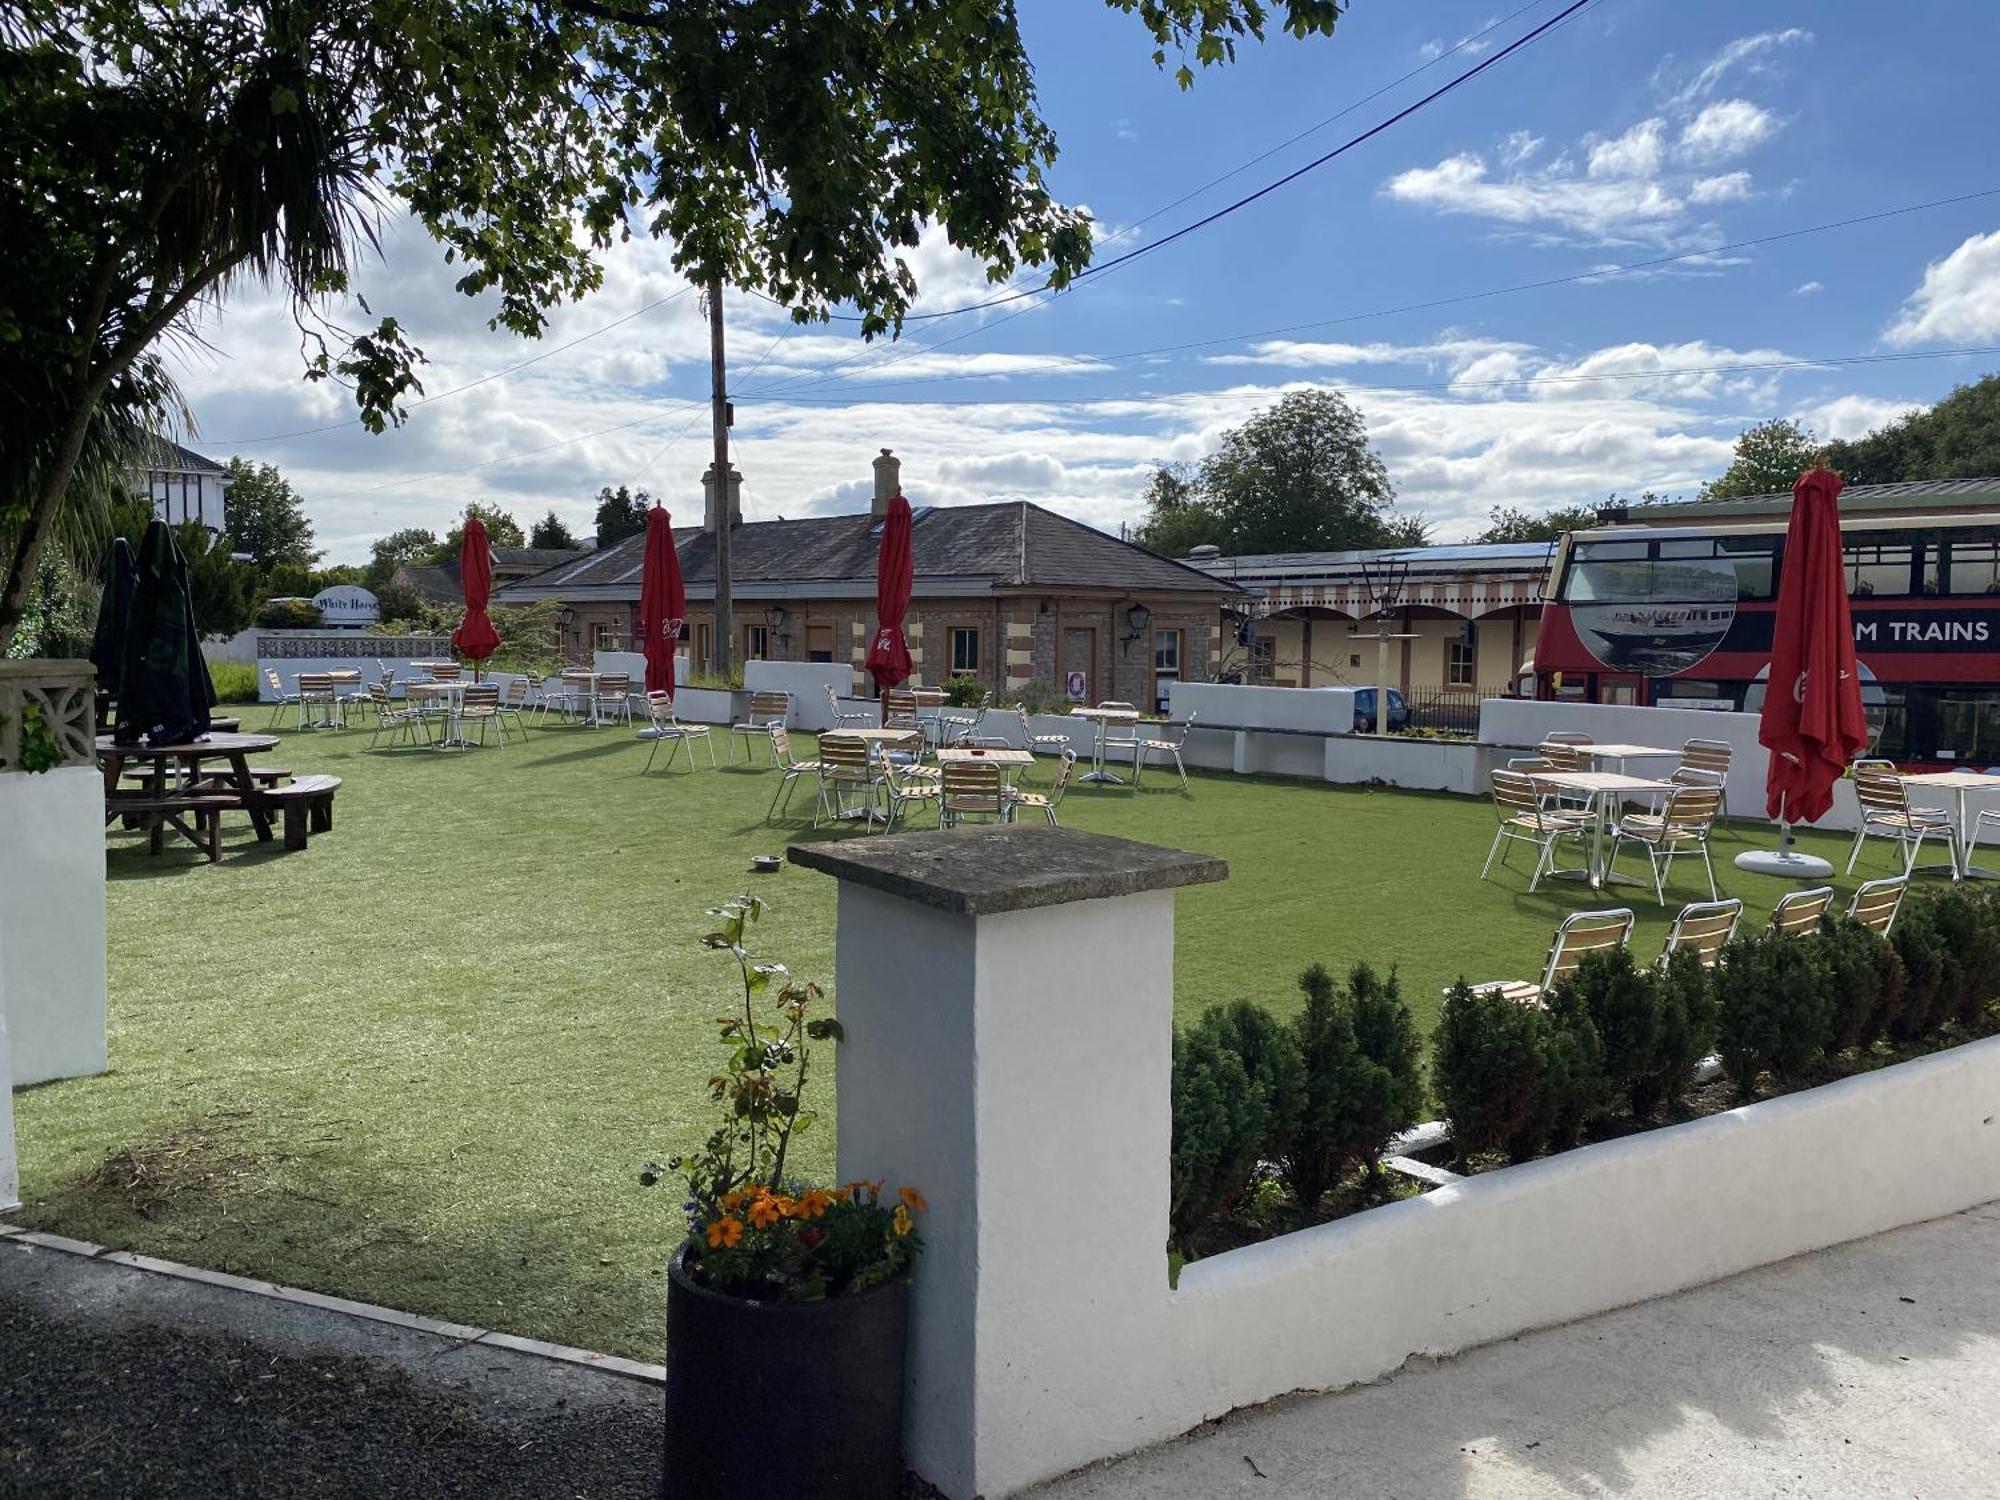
[
  {"left": 789, "top": 827, "right": 1228, "bottom": 1498},
  {"left": 702, "top": 462, "right": 742, "bottom": 532},
  {"left": 872, "top": 448, "right": 901, "bottom": 519}
]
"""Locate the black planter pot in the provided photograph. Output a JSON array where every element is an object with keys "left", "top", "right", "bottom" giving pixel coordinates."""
[{"left": 662, "top": 1244, "right": 910, "bottom": 1500}]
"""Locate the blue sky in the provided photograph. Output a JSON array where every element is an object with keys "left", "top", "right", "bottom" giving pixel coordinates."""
[{"left": 174, "top": 0, "right": 2000, "bottom": 563}]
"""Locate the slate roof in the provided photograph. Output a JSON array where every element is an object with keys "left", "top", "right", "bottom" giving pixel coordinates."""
[
  {"left": 497, "top": 546, "right": 586, "bottom": 573},
  {"left": 140, "top": 439, "right": 227, "bottom": 474},
  {"left": 393, "top": 562, "right": 462, "bottom": 604},
  {"left": 494, "top": 501, "right": 1241, "bottom": 603},
  {"left": 1612, "top": 477, "right": 2000, "bottom": 521}
]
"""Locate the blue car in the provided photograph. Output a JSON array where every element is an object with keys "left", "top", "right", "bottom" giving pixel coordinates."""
[{"left": 1352, "top": 687, "right": 1409, "bottom": 734}]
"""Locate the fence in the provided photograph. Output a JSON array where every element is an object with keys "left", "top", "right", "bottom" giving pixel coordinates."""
[{"left": 1405, "top": 684, "right": 1505, "bottom": 735}]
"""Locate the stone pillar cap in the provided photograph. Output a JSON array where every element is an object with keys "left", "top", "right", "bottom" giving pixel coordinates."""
[{"left": 788, "top": 825, "right": 1227, "bottom": 916}]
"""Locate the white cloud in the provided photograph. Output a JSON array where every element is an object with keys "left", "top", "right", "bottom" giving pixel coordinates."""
[
  {"left": 1384, "top": 152, "right": 1685, "bottom": 243},
  {"left": 1665, "top": 29, "right": 1812, "bottom": 108},
  {"left": 1678, "top": 99, "right": 1779, "bottom": 165},
  {"left": 1587, "top": 120, "right": 1665, "bottom": 180},
  {"left": 1794, "top": 280, "right": 1824, "bottom": 296},
  {"left": 1202, "top": 337, "right": 1531, "bottom": 371},
  {"left": 1499, "top": 130, "right": 1543, "bottom": 167},
  {"left": 1688, "top": 172, "right": 1753, "bottom": 205},
  {"left": 1791, "top": 394, "right": 1925, "bottom": 443},
  {"left": 1886, "top": 229, "right": 2000, "bottom": 344},
  {"left": 1417, "top": 37, "right": 1444, "bottom": 63}
]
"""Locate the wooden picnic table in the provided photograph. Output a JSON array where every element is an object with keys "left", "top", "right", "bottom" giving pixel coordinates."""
[{"left": 99, "top": 731, "right": 282, "bottom": 855}]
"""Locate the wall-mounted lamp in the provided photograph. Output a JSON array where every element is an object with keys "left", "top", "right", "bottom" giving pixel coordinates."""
[{"left": 1119, "top": 600, "right": 1153, "bottom": 652}]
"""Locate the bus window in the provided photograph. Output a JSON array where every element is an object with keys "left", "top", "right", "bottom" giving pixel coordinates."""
[
  {"left": 1845, "top": 532, "right": 1918, "bottom": 597},
  {"left": 1559, "top": 541, "right": 1652, "bottom": 603},
  {"left": 1944, "top": 530, "right": 2000, "bottom": 597}
]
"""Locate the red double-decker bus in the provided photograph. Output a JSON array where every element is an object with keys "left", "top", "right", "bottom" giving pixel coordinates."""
[{"left": 1533, "top": 511, "right": 2000, "bottom": 764}]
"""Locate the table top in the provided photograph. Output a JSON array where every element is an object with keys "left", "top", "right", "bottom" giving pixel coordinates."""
[
  {"left": 325, "top": 669, "right": 363, "bottom": 681},
  {"left": 1527, "top": 770, "right": 1675, "bottom": 794},
  {"left": 937, "top": 747, "right": 1035, "bottom": 767},
  {"left": 1070, "top": 706, "right": 1139, "bottom": 722},
  {"left": 1901, "top": 770, "right": 2000, "bottom": 788},
  {"left": 824, "top": 727, "right": 922, "bottom": 743},
  {"left": 406, "top": 679, "right": 469, "bottom": 695},
  {"left": 410, "top": 660, "right": 458, "bottom": 669},
  {"left": 1575, "top": 743, "right": 1678, "bottom": 760},
  {"left": 98, "top": 732, "right": 280, "bottom": 758}
]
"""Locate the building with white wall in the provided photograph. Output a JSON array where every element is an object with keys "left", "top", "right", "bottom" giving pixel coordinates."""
[{"left": 136, "top": 440, "right": 230, "bottom": 534}]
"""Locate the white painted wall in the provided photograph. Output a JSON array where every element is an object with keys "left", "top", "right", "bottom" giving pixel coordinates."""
[
  {"left": 1323, "top": 735, "right": 1504, "bottom": 794},
  {"left": 817, "top": 840, "right": 2000, "bottom": 1498},
  {"left": 0, "top": 956, "right": 18, "bottom": 1212},
  {"left": 743, "top": 661, "right": 852, "bottom": 731},
  {"left": 0, "top": 766, "right": 108, "bottom": 1087},
  {"left": 1170, "top": 680, "right": 1356, "bottom": 734}
]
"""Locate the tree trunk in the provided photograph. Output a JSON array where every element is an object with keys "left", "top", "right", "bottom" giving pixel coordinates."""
[{"left": 0, "top": 398, "right": 100, "bottom": 651}]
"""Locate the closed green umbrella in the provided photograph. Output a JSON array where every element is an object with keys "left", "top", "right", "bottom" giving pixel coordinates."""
[
  {"left": 116, "top": 520, "right": 216, "bottom": 746},
  {"left": 89, "top": 536, "right": 137, "bottom": 729}
]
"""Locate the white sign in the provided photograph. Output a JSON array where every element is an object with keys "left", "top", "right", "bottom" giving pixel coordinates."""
[{"left": 312, "top": 584, "right": 379, "bottom": 628}]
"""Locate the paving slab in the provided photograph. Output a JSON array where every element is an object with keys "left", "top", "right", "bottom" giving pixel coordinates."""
[{"left": 1031, "top": 1204, "right": 2000, "bottom": 1499}]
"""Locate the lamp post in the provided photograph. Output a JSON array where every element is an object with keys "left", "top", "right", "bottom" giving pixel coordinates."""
[{"left": 1358, "top": 555, "right": 1418, "bottom": 734}]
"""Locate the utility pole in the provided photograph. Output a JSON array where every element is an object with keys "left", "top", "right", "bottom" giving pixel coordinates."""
[{"left": 707, "top": 274, "right": 733, "bottom": 678}]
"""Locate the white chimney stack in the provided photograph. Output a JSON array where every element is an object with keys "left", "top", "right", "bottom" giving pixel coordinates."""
[
  {"left": 871, "top": 448, "right": 901, "bottom": 520},
  {"left": 703, "top": 462, "right": 742, "bottom": 533}
]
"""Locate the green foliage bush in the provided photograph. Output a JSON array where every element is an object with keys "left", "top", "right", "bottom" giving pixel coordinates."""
[
  {"left": 1202, "top": 1001, "right": 1306, "bottom": 1161},
  {"left": 256, "top": 598, "right": 322, "bottom": 629},
  {"left": 1559, "top": 948, "right": 1716, "bottom": 1122},
  {"left": 206, "top": 661, "right": 259, "bottom": 704},
  {"left": 1278, "top": 964, "right": 1422, "bottom": 1215},
  {"left": 1714, "top": 932, "right": 1832, "bottom": 1094},
  {"left": 1518, "top": 985, "right": 1607, "bottom": 1158},
  {"left": 1169, "top": 1023, "right": 1270, "bottom": 1257},
  {"left": 942, "top": 673, "right": 987, "bottom": 708},
  {"left": 1925, "top": 885, "right": 2000, "bottom": 1029},
  {"left": 1432, "top": 981, "right": 1543, "bottom": 1164},
  {"left": 1003, "top": 680, "right": 1072, "bottom": 716},
  {"left": 1344, "top": 964, "right": 1426, "bottom": 1161}
]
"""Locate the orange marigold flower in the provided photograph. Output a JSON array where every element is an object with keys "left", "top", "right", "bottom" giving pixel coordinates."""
[
  {"left": 707, "top": 1216, "right": 744, "bottom": 1249},
  {"left": 796, "top": 1188, "right": 835, "bottom": 1219},
  {"left": 892, "top": 1204, "right": 913, "bottom": 1238},
  {"left": 747, "top": 1192, "right": 784, "bottom": 1230},
  {"left": 721, "top": 1188, "right": 749, "bottom": 1211},
  {"left": 898, "top": 1187, "right": 927, "bottom": 1214}
]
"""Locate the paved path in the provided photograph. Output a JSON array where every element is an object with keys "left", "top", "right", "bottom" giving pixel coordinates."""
[{"left": 1032, "top": 1205, "right": 2000, "bottom": 1499}]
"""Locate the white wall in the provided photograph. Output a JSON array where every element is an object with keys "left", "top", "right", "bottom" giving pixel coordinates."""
[
  {"left": 743, "top": 661, "right": 853, "bottom": 731},
  {"left": 1323, "top": 735, "right": 1504, "bottom": 794},
  {"left": 0, "top": 766, "right": 108, "bottom": 1087},
  {"left": 0, "top": 959, "right": 18, "bottom": 1212},
  {"left": 1170, "top": 680, "right": 1356, "bottom": 734}
]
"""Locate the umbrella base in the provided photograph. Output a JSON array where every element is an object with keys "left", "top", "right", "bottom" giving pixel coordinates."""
[{"left": 1733, "top": 849, "right": 1835, "bottom": 879}]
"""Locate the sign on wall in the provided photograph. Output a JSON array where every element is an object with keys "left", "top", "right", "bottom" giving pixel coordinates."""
[{"left": 312, "top": 584, "right": 380, "bottom": 628}]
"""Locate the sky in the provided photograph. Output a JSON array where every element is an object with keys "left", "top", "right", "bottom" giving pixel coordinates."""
[{"left": 168, "top": 0, "right": 2000, "bottom": 566}]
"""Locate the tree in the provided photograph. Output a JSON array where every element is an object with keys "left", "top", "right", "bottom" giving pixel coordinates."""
[
  {"left": 1823, "top": 372, "right": 2000, "bottom": 484},
  {"left": 529, "top": 510, "right": 580, "bottom": 550},
  {"left": 594, "top": 486, "right": 651, "bottom": 549},
  {"left": 1199, "top": 390, "right": 1401, "bottom": 554},
  {"left": 1132, "top": 462, "right": 1222, "bottom": 558},
  {"left": 1476, "top": 504, "right": 1604, "bottom": 543},
  {"left": 1704, "top": 418, "right": 1822, "bottom": 499},
  {"left": 221, "top": 458, "right": 319, "bottom": 572},
  {"left": 107, "top": 497, "right": 255, "bottom": 636},
  {"left": 1, "top": 1, "right": 1345, "bottom": 648},
  {"left": 365, "top": 529, "right": 440, "bottom": 590},
  {"left": 434, "top": 503, "right": 523, "bottom": 562}
]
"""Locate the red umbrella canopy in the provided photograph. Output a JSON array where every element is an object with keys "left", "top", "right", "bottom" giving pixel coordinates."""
[
  {"left": 1759, "top": 467, "right": 1868, "bottom": 824},
  {"left": 450, "top": 514, "right": 502, "bottom": 665},
  {"left": 636, "top": 505, "right": 686, "bottom": 695},
  {"left": 865, "top": 492, "right": 915, "bottom": 690}
]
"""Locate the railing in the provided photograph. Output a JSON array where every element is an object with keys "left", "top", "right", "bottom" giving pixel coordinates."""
[
  {"left": 256, "top": 632, "right": 451, "bottom": 661},
  {"left": 0, "top": 658, "right": 97, "bottom": 772},
  {"left": 1404, "top": 685, "right": 1503, "bottom": 736}
]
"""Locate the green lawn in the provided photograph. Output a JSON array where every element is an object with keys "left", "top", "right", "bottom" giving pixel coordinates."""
[{"left": 6, "top": 717, "right": 1878, "bottom": 1357}]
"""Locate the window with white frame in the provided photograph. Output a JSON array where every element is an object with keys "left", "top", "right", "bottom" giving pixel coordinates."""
[
  {"left": 950, "top": 626, "right": 979, "bottom": 673},
  {"left": 1447, "top": 625, "right": 1476, "bottom": 687}
]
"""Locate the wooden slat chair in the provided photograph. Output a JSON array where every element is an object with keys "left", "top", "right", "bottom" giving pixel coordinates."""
[
  {"left": 731, "top": 691, "right": 793, "bottom": 763},
  {"left": 294, "top": 672, "right": 339, "bottom": 731},
  {"left": 1544, "top": 730, "right": 1592, "bottom": 747},
  {"left": 1846, "top": 765, "right": 1957, "bottom": 877},
  {"left": 1671, "top": 737, "right": 1733, "bottom": 788},
  {"left": 1609, "top": 783, "right": 1724, "bottom": 904},
  {"left": 424, "top": 662, "right": 461, "bottom": 681},
  {"left": 1846, "top": 875, "right": 1908, "bottom": 938},
  {"left": 939, "top": 759, "right": 1005, "bottom": 828},
  {"left": 912, "top": 687, "right": 949, "bottom": 746},
  {"left": 765, "top": 726, "right": 822, "bottom": 822},
  {"left": 874, "top": 745, "right": 940, "bottom": 833},
  {"left": 1004, "top": 748, "right": 1076, "bottom": 827},
  {"left": 1767, "top": 885, "right": 1835, "bottom": 938},
  {"left": 548, "top": 667, "right": 595, "bottom": 723},
  {"left": 496, "top": 677, "right": 532, "bottom": 738},
  {"left": 642, "top": 691, "right": 716, "bottom": 773},
  {"left": 1016, "top": 707, "right": 1073, "bottom": 767},
  {"left": 1462, "top": 907, "right": 1637, "bottom": 1008},
  {"left": 1659, "top": 898, "right": 1742, "bottom": 969},
  {"left": 882, "top": 688, "right": 919, "bottom": 732},
  {"left": 813, "top": 734, "right": 876, "bottom": 827},
  {"left": 365, "top": 682, "right": 424, "bottom": 749},
  {"left": 458, "top": 683, "right": 505, "bottom": 747},
  {"left": 263, "top": 669, "right": 303, "bottom": 728},
  {"left": 824, "top": 685, "right": 871, "bottom": 733},
  {"left": 1480, "top": 769, "right": 1589, "bottom": 891},
  {"left": 594, "top": 672, "right": 634, "bottom": 726},
  {"left": 937, "top": 691, "right": 988, "bottom": 747},
  {"left": 1135, "top": 712, "right": 1196, "bottom": 792}
]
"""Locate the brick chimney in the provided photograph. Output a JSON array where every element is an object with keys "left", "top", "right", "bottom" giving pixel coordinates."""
[
  {"left": 703, "top": 462, "right": 742, "bottom": 532},
  {"left": 871, "top": 448, "right": 901, "bottom": 520}
]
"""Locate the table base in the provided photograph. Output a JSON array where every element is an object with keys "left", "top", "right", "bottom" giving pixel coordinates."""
[{"left": 1080, "top": 770, "right": 1128, "bottom": 785}]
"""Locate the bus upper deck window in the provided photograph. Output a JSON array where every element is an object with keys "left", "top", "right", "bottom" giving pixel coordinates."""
[
  {"left": 1944, "top": 531, "right": 2000, "bottom": 596},
  {"left": 1845, "top": 532, "right": 1917, "bottom": 597}
]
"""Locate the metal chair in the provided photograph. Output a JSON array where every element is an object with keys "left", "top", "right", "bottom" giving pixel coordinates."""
[
  {"left": 1671, "top": 737, "right": 1732, "bottom": 789},
  {"left": 1610, "top": 783, "right": 1724, "bottom": 904},
  {"left": 1016, "top": 707, "right": 1072, "bottom": 767},
  {"left": 1097, "top": 701, "right": 1141, "bottom": 772},
  {"left": 264, "top": 669, "right": 303, "bottom": 729},
  {"left": 1659, "top": 898, "right": 1742, "bottom": 969},
  {"left": 1461, "top": 907, "right": 1637, "bottom": 1007},
  {"left": 295, "top": 672, "right": 338, "bottom": 731},
  {"left": 1767, "top": 886, "right": 1835, "bottom": 938},
  {"left": 1480, "top": 769, "right": 1589, "bottom": 892},
  {"left": 1847, "top": 765, "right": 1957, "bottom": 877},
  {"left": 875, "top": 745, "right": 941, "bottom": 833},
  {"left": 457, "top": 683, "right": 505, "bottom": 748},
  {"left": 641, "top": 692, "right": 716, "bottom": 773},
  {"left": 594, "top": 672, "right": 634, "bottom": 726},
  {"left": 732, "top": 691, "right": 793, "bottom": 763},
  {"left": 496, "top": 677, "right": 533, "bottom": 739},
  {"left": 1134, "top": 712, "right": 1195, "bottom": 791},
  {"left": 939, "top": 759, "right": 1006, "bottom": 828},
  {"left": 824, "top": 684, "right": 871, "bottom": 733},
  {"left": 765, "top": 726, "right": 822, "bottom": 821},
  {"left": 364, "top": 682, "right": 423, "bottom": 750},
  {"left": 1846, "top": 875, "right": 1908, "bottom": 938},
  {"left": 813, "top": 734, "right": 876, "bottom": 826},
  {"left": 1005, "top": 749, "right": 1076, "bottom": 826}
]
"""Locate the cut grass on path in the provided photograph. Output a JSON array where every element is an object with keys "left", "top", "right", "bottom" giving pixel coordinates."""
[{"left": 7, "top": 721, "right": 1880, "bottom": 1357}]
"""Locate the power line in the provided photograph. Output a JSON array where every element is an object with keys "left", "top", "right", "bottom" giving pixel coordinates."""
[
  {"left": 215, "top": 287, "right": 695, "bottom": 445},
  {"left": 740, "top": 346, "right": 2000, "bottom": 407},
  {"left": 743, "top": 187, "right": 2000, "bottom": 401}
]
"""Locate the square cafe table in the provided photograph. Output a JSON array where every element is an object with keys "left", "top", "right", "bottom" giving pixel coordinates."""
[
  {"left": 1900, "top": 769, "right": 2000, "bottom": 880},
  {"left": 1527, "top": 769, "right": 1677, "bottom": 891},
  {"left": 1573, "top": 742, "right": 1680, "bottom": 774},
  {"left": 1069, "top": 705, "right": 1140, "bottom": 785},
  {"left": 936, "top": 745, "right": 1034, "bottom": 791}
]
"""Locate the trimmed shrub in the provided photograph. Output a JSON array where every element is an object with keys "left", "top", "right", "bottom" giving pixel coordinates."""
[
  {"left": 1559, "top": 948, "right": 1687, "bottom": 1122},
  {"left": 1432, "top": 981, "right": 1542, "bottom": 1165},
  {"left": 1345, "top": 963, "right": 1426, "bottom": 1165},
  {"left": 1169, "top": 1025, "right": 1269, "bottom": 1256},
  {"left": 1203, "top": 1001, "right": 1306, "bottom": 1161},
  {"left": 1650, "top": 949, "right": 1720, "bottom": 1117},
  {"left": 1516, "top": 984, "right": 1608, "bottom": 1158},
  {"left": 1716, "top": 933, "right": 1832, "bottom": 1095},
  {"left": 1820, "top": 918, "right": 1886, "bottom": 1055},
  {"left": 942, "top": 673, "right": 986, "bottom": 708},
  {"left": 1924, "top": 886, "right": 2000, "bottom": 1029},
  {"left": 1279, "top": 964, "right": 1425, "bottom": 1215},
  {"left": 1890, "top": 903, "right": 1951, "bottom": 1041}
]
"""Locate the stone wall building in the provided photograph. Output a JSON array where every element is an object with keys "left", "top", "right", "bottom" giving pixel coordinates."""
[{"left": 494, "top": 451, "right": 1242, "bottom": 711}]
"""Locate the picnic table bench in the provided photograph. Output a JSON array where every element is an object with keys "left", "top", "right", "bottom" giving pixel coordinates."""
[{"left": 263, "top": 774, "right": 342, "bottom": 850}]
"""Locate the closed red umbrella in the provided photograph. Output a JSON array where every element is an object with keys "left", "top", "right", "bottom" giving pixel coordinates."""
[
  {"left": 1741, "top": 468, "right": 1867, "bottom": 875},
  {"left": 451, "top": 513, "right": 501, "bottom": 677},
  {"left": 865, "top": 492, "right": 914, "bottom": 691},
  {"left": 636, "top": 505, "right": 686, "bottom": 695}
]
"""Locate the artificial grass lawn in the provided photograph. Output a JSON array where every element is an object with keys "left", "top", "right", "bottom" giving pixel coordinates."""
[{"left": 6, "top": 719, "right": 1880, "bottom": 1358}]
